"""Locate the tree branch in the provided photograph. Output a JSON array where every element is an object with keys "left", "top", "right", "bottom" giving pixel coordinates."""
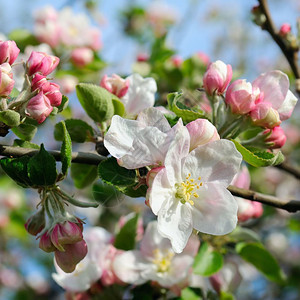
[
  {"left": 0, "top": 144, "right": 300, "bottom": 212},
  {"left": 275, "top": 161, "right": 300, "bottom": 180},
  {"left": 258, "top": 0, "right": 300, "bottom": 95}
]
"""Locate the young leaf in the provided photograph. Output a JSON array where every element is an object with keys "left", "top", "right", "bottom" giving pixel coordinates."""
[
  {"left": 54, "top": 119, "right": 94, "bottom": 143},
  {"left": 193, "top": 242, "right": 223, "bottom": 276},
  {"left": 0, "top": 156, "right": 32, "bottom": 188},
  {"left": 112, "top": 98, "right": 125, "bottom": 117},
  {"left": 232, "top": 140, "right": 284, "bottom": 167},
  {"left": 76, "top": 83, "right": 115, "bottom": 123},
  {"left": 181, "top": 288, "right": 203, "bottom": 300},
  {"left": 13, "top": 139, "right": 40, "bottom": 149},
  {"left": 236, "top": 242, "right": 286, "bottom": 283},
  {"left": 168, "top": 92, "right": 206, "bottom": 123},
  {"left": 0, "top": 110, "right": 20, "bottom": 127},
  {"left": 56, "top": 95, "right": 69, "bottom": 113},
  {"left": 12, "top": 123, "right": 37, "bottom": 141},
  {"left": 27, "top": 144, "right": 57, "bottom": 186},
  {"left": 58, "top": 121, "right": 72, "bottom": 175},
  {"left": 8, "top": 29, "right": 39, "bottom": 52},
  {"left": 71, "top": 163, "right": 98, "bottom": 189},
  {"left": 114, "top": 213, "right": 138, "bottom": 250}
]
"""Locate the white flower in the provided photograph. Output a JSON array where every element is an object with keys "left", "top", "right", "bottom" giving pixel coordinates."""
[
  {"left": 113, "top": 221, "right": 199, "bottom": 287},
  {"left": 148, "top": 123, "right": 242, "bottom": 253},
  {"left": 122, "top": 73, "right": 157, "bottom": 117}
]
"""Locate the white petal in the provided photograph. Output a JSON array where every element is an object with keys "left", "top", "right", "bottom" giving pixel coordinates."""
[
  {"left": 112, "top": 250, "right": 152, "bottom": 285},
  {"left": 192, "top": 183, "right": 238, "bottom": 235},
  {"left": 183, "top": 140, "right": 242, "bottom": 187},
  {"left": 157, "top": 199, "right": 193, "bottom": 253},
  {"left": 104, "top": 115, "right": 145, "bottom": 159},
  {"left": 277, "top": 89, "right": 298, "bottom": 121}
]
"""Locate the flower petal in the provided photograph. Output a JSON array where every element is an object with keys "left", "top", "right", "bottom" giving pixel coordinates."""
[
  {"left": 183, "top": 140, "right": 242, "bottom": 186},
  {"left": 192, "top": 183, "right": 238, "bottom": 235},
  {"left": 277, "top": 90, "right": 298, "bottom": 121}
]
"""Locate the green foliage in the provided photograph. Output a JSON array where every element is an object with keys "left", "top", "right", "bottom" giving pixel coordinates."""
[
  {"left": 168, "top": 92, "right": 206, "bottom": 123},
  {"left": 112, "top": 98, "right": 125, "bottom": 117},
  {"left": 236, "top": 242, "right": 286, "bottom": 283},
  {"left": 181, "top": 287, "right": 203, "bottom": 300},
  {"left": 232, "top": 140, "right": 285, "bottom": 167},
  {"left": 8, "top": 29, "right": 39, "bottom": 51},
  {"left": 56, "top": 95, "right": 69, "bottom": 113},
  {"left": 193, "top": 242, "right": 224, "bottom": 276},
  {"left": 54, "top": 119, "right": 94, "bottom": 143},
  {"left": 12, "top": 123, "right": 37, "bottom": 141},
  {"left": 13, "top": 139, "right": 40, "bottom": 149},
  {"left": 58, "top": 121, "right": 72, "bottom": 175},
  {"left": 0, "top": 110, "right": 20, "bottom": 127},
  {"left": 27, "top": 144, "right": 57, "bottom": 186},
  {"left": 76, "top": 83, "right": 116, "bottom": 123},
  {"left": 228, "top": 226, "right": 260, "bottom": 243},
  {"left": 71, "top": 163, "right": 98, "bottom": 189},
  {"left": 114, "top": 213, "right": 139, "bottom": 250}
]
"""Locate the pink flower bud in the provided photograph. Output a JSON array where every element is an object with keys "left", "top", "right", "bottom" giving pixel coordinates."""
[
  {"left": 137, "top": 53, "right": 149, "bottom": 62},
  {"left": 171, "top": 55, "right": 183, "bottom": 68},
  {"left": 24, "top": 210, "right": 45, "bottom": 236},
  {"left": 71, "top": 47, "right": 94, "bottom": 68},
  {"left": 279, "top": 23, "right": 291, "bottom": 36},
  {"left": 55, "top": 240, "right": 88, "bottom": 273},
  {"left": 0, "top": 63, "right": 14, "bottom": 96},
  {"left": 100, "top": 74, "right": 130, "bottom": 98},
  {"left": 195, "top": 52, "right": 210, "bottom": 66},
  {"left": 186, "top": 119, "right": 220, "bottom": 151},
  {"left": 225, "top": 79, "right": 257, "bottom": 114},
  {"left": 263, "top": 126, "right": 286, "bottom": 149},
  {"left": 51, "top": 221, "right": 83, "bottom": 251},
  {"left": 39, "top": 232, "right": 56, "bottom": 253},
  {"left": 31, "top": 73, "right": 50, "bottom": 91},
  {"left": 0, "top": 40, "right": 20, "bottom": 65},
  {"left": 44, "top": 82, "right": 62, "bottom": 107},
  {"left": 250, "top": 102, "right": 281, "bottom": 128},
  {"left": 26, "top": 92, "right": 53, "bottom": 124},
  {"left": 203, "top": 60, "right": 232, "bottom": 96},
  {"left": 26, "top": 51, "right": 59, "bottom": 76}
]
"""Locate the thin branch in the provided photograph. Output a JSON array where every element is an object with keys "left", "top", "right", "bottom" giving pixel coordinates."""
[
  {"left": 0, "top": 144, "right": 300, "bottom": 212},
  {"left": 275, "top": 161, "right": 300, "bottom": 180},
  {"left": 258, "top": 0, "right": 300, "bottom": 95}
]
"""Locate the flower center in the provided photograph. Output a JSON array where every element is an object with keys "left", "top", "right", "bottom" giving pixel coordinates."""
[
  {"left": 152, "top": 249, "right": 175, "bottom": 273},
  {"left": 175, "top": 173, "right": 202, "bottom": 206}
]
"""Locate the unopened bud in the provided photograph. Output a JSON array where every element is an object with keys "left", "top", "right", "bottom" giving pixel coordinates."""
[
  {"left": 100, "top": 74, "right": 129, "bottom": 98},
  {"left": 0, "top": 63, "right": 14, "bottom": 97},
  {"left": 0, "top": 40, "right": 20, "bottom": 65},
  {"left": 25, "top": 209, "right": 45, "bottom": 236},
  {"left": 26, "top": 51, "right": 59, "bottom": 76},
  {"left": 263, "top": 126, "right": 286, "bottom": 149},
  {"left": 71, "top": 47, "right": 94, "bottom": 68},
  {"left": 250, "top": 103, "right": 281, "bottom": 128}
]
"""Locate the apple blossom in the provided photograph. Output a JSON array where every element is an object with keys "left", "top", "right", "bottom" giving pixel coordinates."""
[
  {"left": 113, "top": 221, "right": 199, "bottom": 287},
  {"left": 100, "top": 74, "right": 129, "bottom": 98},
  {"left": 26, "top": 51, "right": 59, "bottom": 76},
  {"left": 148, "top": 124, "right": 242, "bottom": 253},
  {"left": 225, "top": 79, "right": 257, "bottom": 114},
  {"left": 25, "top": 209, "right": 45, "bottom": 236},
  {"left": 250, "top": 70, "right": 298, "bottom": 128},
  {"left": 279, "top": 23, "right": 291, "bottom": 36},
  {"left": 121, "top": 73, "right": 157, "bottom": 116},
  {"left": 0, "top": 63, "right": 14, "bottom": 96},
  {"left": 263, "top": 126, "right": 287, "bottom": 149},
  {"left": 0, "top": 40, "right": 20, "bottom": 65},
  {"left": 203, "top": 60, "right": 232, "bottom": 96},
  {"left": 71, "top": 47, "right": 94, "bottom": 68}
]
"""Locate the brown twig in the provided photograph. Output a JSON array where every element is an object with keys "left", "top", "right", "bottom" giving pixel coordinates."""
[
  {"left": 258, "top": 0, "right": 300, "bottom": 95},
  {"left": 0, "top": 144, "right": 300, "bottom": 212},
  {"left": 275, "top": 161, "right": 300, "bottom": 180}
]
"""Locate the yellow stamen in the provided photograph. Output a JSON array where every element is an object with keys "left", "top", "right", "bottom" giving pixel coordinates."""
[{"left": 152, "top": 249, "right": 175, "bottom": 273}]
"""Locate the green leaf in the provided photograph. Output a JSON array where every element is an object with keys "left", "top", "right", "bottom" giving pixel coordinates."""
[
  {"left": 228, "top": 226, "right": 260, "bottom": 243},
  {"left": 71, "top": 163, "right": 98, "bottom": 189},
  {"left": 0, "top": 156, "right": 32, "bottom": 187},
  {"left": 13, "top": 139, "right": 40, "bottom": 149},
  {"left": 54, "top": 119, "right": 94, "bottom": 143},
  {"left": 181, "top": 287, "right": 203, "bottom": 300},
  {"left": 0, "top": 110, "right": 20, "bottom": 127},
  {"left": 58, "top": 121, "right": 72, "bottom": 175},
  {"left": 12, "top": 123, "right": 37, "bottom": 141},
  {"left": 193, "top": 242, "right": 223, "bottom": 276},
  {"left": 114, "top": 213, "right": 138, "bottom": 250},
  {"left": 220, "top": 292, "right": 235, "bottom": 300},
  {"left": 236, "top": 242, "right": 285, "bottom": 283},
  {"left": 150, "top": 36, "right": 175, "bottom": 64},
  {"left": 92, "top": 181, "right": 124, "bottom": 208},
  {"left": 112, "top": 98, "right": 125, "bottom": 117},
  {"left": 76, "top": 83, "right": 115, "bottom": 123},
  {"left": 56, "top": 95, "right": 69, "bottom": 113},
  {"left": 8, "top": 29, "right": 39, "bottom": 52},
  {"left": 168, "top": 92, "right": 206, "bottom": 123},
  {"left": 232, "top": 140, "right": 285, "bottom": 167},
  {"left": 27, "top": 144, "right": 57, "bottom": 186}
]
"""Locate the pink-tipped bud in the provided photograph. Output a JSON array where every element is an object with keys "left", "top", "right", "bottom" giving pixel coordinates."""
[
  {"left": 203, "top": 60, "right": 232, "bottom": 96},
  {"left": 55, "top": 240, "right": 88, "bottom": 273},
  {"left": 39, "top": 232, "right": 56, "bottom": 253},
  {"left": 44, "top": 82, "right": 62, "bottom": 107},
  {"left": 0, "top": 63, "right": 14, "bottom": 97},
  {"left": 31, "top": 73, "right": 50, "bottom": 91},
  {"left": 137, "top": 53, "right": 149, "bottom": 62},
  {"left": 195, "top": 52, "right": 210, "bottom": 66},
  {"left": 71, "top": 47, "right": 94, "bottom": 68},
  {"left": 100, "top": 74, "right": 129, "bottom": 98},
  {"left": 250, "top": 102, "right": 281, "bottom": 129},
  {"left": 26, "top": 92, "right": 53, "bottom": 124},
  {"left": 26, "top": 51, "right": 59, "bottom": 76},
  {"left": 186, "top": 119, "right": 220, "bottom": 151},
  {"left": 279, "top": 23, "right": 291, "bottom": 36},
  {"left": 0, "top": 40, "right": 20, "bottom": 65},
  {"left": 263, "top": 126, "right": 286, "bottom": 149},
  {"left": 171, "top": 55, "right": 183, "bottom": 68},
  {"left": 51, "top": 221, "right": 83, "bottom": 251},
  {"left": 25, "top": 210, "right": 45, "bottom": 236},
  {"left": 225, "top": 79, "right": 257, "bottom": 114}
]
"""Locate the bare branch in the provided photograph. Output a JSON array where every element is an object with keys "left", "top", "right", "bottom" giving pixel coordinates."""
[{"left": 275, "top": 161, "right": 300, "bottom": 180}]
